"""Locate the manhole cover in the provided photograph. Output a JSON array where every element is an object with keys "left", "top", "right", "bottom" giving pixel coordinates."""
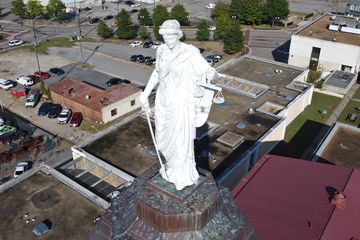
[{"left": 31, "top": 187, "right": 62, "bottom": 209}]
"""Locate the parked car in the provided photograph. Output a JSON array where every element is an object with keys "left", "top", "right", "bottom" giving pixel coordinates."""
[
  {"left": 151, "top": 41, "right": 161, "bottom": 49},
  {"left": 38, "top": 102, "right": 52, "bottom": 116},
  {"left": 129, "top": 9, "right": 139, "bottom": 14},
  {"left": 57, "top": 108, "right": 72, "bottom": 124},
  {"left": 89, "top": 17, "right": 100, "bottom": 24},
  {"left": 14, "top": 162, "right": 30, "bottom": 178},
  {"left": 205, "top": 3, "right": 216, "bottom": 9},
  {"left": 137, "top": 55, "right": 146, "bottom": 63},
  {"left": 68, "top": 112, "right": 83, "bottom": 127},
  {"left": 0, "top": 79, "right": 15, "bottom": 90},
  {"left": 106, "top": 78, "right": 123, "bottom": 86},
  {"left": 8, "top": 40, "right": 24, "bottom": 47},
  {"left": 208, "top": 54, "right": 223, "bottom": 60},
  {"left": 130, "top": 3, "right": 140, "bottom": 7},
  {"left": 49, "top": 67, "right": 65, "bottom": 75},
  {"left": 15, "top": 75, "right": 34, "bottom": 86},
  {"left": 34, "top": 71, "right": 50, "bottom": 79},
  {"left": 206, "top": 55, "right": 219, "bottom": 63},
  {"left": 122, "top": 79, "right": 131, "bottom": 84},
  {"left": 25, "top": 89, "right": 40, "bottom": 108},
  {"left": 130, "top": 55, "right": 139, "bottom": 61},
  {"left": 143, "top": 41, "right": 154, "bottom": 48},
  {"left": 208, "top": 26, "right": 216, "bottom": 31},
  {"left": 48, "top": 104, "right": 62, "bottom": 118},
  {"left": 130, "top": 41, "right": 142, "bottom": 47},
  {"left": 32, "top": 220, "right": 52, "bottom": 237},
  {"left": 145, "top": 58, "right": 156, "bottom": 65},
  {"left": 104, "top": 15, "right": 114, "bottom": 20},
  {"left": 27, "top": 75, "right": 41, "bottom": 83},
  {"left": 124, "top": 1, "right": 134, "bottom": 6}
]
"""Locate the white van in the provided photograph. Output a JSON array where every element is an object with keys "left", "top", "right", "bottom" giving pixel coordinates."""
[
  {"left": 16, "top": 75, "right": 34, "bottom": 86},
  {"left": 0, "top": 79, "right": 15, "bottom": 90}
]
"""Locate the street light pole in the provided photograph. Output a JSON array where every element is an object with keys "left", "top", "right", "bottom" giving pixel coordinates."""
[{"left": 74, "top": 0, "right": 84, "bottom": 63}]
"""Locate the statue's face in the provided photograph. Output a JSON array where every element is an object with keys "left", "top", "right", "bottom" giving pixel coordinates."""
[{"left": 163, "top": 35, "right": 179, "bottom": 50}]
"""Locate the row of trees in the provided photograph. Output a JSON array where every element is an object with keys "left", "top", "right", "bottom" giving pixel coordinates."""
[
  {"left": 11, "top": 0, "right": 66, "bottom": 19},
  {"left": 229, "top": 0, "right": 289, "bottom": 26}
]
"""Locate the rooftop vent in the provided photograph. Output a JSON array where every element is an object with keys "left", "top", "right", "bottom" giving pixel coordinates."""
[
  {"left": 217, "top": 131, "right": 245, "bottom": 149},
  {"left": 100, "top": 98, "right": 110, "bottom": 106},
  {"left": 85, "top": 95, "right": 91, "bottom": 100},
  {"left": 248, "top": 108, "right": 255, "bottom": 114},
  {"left": 331, "top": 191, "right": 347, "bottom": 209}
]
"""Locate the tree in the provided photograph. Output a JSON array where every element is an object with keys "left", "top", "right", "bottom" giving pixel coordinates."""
[
  {"left": 97, "top": 20, "right": 112, "bottom": 38},
  {"left": 230, "top": 0, "right": 262, "bottom": 25},
  {"left": 262, "top": 0, "right": 289, "bottom": 26},
  {"left": 152, "top": 5, "right": 169, "bottom": 40},
  {"left": 139, "top": 25, "right": 149, "bottom": 40},
  {"left": 213, "top": 15, "right": 232, "bottom": 40},
  {"left": 46, "top": 0, "right": 66, "bottom": 19},
  {"left": 115, "top": 9, "right": 135, "bottom": 39},
  {"left": 138, "top": 8, "right": 152, "bottom": 26},
  {"left": 196, "top": 20, "right": 210, "bottom": 41},
  {"left": 224, "top": 20, "right": 244, "bottom": 54},
  {"left": 11, "top": 0, "right": 28, "bottom": 19},
  {"left": 211, "top": 2, "right": 229, "bottom": 19},
  {"left": 27, "top": 0, "right": 44, "bottom": 18},
  {"left": 170, "top": 4, "right": 189, "bottom": 26}
]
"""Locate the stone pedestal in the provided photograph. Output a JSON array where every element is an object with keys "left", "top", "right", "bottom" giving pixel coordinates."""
[{"left": 92, "top": 165, "right": 257, "bottom": 240}]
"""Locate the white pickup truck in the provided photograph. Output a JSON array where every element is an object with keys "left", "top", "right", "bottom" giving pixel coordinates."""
[{"left": 25, "top": 89, "right": 40, "bottom": 108}]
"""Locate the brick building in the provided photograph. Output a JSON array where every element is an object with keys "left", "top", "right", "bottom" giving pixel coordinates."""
[{"left": 50, "top": 79, "right": 141, "bottom": 123}]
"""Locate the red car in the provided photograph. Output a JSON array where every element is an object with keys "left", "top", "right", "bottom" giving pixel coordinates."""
[
  {"left": 33, "top": 71, "right": 50, "bottom": 79},
  {"left": 68, "top": 112, "right": 83, "bottom": 127}
]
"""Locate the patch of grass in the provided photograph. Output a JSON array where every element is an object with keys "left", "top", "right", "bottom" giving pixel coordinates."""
[
  {"left": 353, "top": 88, "right": 360, "bottom": 100},
  {"left": 284, "top": 92, "right": 342, "bottom": 142},
  {"left": 31, "top": 37, "right": 75, "bottom": 54},
  {"left": 271, "top": 92, "right": 341, "bottom": 158},
  {"left": 80, "top": 119, "right": 113, "bottom": 133},
  {"left": 337, "top": 100, "right": 360, "bottom": 127}
]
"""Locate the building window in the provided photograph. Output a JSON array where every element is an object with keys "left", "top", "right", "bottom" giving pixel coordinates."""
[
  {"left": 341, "top": 65, "right": 352, "bottom": 72},
  {"left": 131, "top": 99, "right": 135, "bottom": 106},
  {"left": 309, "top": 47, "right": 321, "bottom": 70},
  {"left": 111, "top": 108, "right": 117, "bottom": 116}
]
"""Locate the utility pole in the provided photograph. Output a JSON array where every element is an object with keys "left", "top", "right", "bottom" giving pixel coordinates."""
[
  {"left": 73, "top": 0, "right": 84, "bottom": 63},
  {"left": 32, "top": 18, "right": 41, "bottom": 76}
]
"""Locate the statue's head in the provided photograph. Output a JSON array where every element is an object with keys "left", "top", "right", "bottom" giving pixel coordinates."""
[{"left": 159, "top": 19, "right": 183, "bottom": 50}]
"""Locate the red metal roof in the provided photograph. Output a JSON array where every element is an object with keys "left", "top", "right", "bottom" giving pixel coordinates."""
[
  {"left": 231, "top": 155, "right": 360, "bottom": 240},
  {"left": 50, "top": 79, "right": 140, "bottom": 111}
]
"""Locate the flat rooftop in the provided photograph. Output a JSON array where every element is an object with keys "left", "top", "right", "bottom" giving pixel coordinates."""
[
  {"left": 0, "top": 171, "right": 105, "bottom": 240},
  {"left": 84, "top": 57, "right": 308, "bottom": 179},
  {"left": 315, "top": 123, "right": 360, "bottom": 168},
  {"left": 50, "top": 79, "right": 140, "bottom": 111},
  {"left": 232, "top": 154, "right": 360, "bottom": 240},
  {"left": 296, "top": 15, "right": 360, "bottom": 46},
  {"left": 324, "top": 70, "right": 356, "bottom": 89}
]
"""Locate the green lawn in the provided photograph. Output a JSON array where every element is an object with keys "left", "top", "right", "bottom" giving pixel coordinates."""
[
  {"left": 20, "top": 37, "right": 75, "bottom": 54},
  {"left": 337, "top": 100, "right": 360, "bottom": 127},
  {"left": 353, "top": 88, "right": 360, "bottom": 100},
  {"left": 271, "top": 92, "right": 342, "bottom": 158},
  {"left": 284, "top": 92, "right": 342, "bottom": 142}
]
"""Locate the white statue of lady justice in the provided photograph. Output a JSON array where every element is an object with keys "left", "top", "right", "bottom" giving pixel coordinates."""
[{"left": 139, "top": 20, "right": 219, "bottom": 191}]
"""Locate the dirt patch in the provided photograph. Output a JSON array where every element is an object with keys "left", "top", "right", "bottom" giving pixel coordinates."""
[
  {"left": 0, "top": 48, "right": 74, "bottom": 79},
  {"left": 31, "top": 187, "right": 62, "bottom": 209}
]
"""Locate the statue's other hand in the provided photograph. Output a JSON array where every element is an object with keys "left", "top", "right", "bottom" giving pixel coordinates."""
[{"left": 139, "top": 92, "right": 149, "bottom": 105}]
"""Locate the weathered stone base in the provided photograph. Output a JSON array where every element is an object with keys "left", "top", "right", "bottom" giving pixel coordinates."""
[{"left": 108, "top": 165, "right": 257, "bottom": 240}]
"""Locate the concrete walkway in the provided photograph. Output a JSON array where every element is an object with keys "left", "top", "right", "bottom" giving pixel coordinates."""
[{"left": 301, "top": 83, "right": 360, "bottom": 160}]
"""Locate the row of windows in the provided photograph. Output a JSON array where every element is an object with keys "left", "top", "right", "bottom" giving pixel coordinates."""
[{"left": 110, "top": 99, "right": 136, "bottom": 117}]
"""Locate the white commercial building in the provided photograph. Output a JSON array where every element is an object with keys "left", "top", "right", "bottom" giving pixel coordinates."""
[{"left": 288, "top": 15, "right": 360, "bottom": 74}]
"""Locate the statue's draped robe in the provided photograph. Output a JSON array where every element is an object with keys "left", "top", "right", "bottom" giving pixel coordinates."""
[{"left": 154, "top": 43, "right": 216, "bottom": 190}]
